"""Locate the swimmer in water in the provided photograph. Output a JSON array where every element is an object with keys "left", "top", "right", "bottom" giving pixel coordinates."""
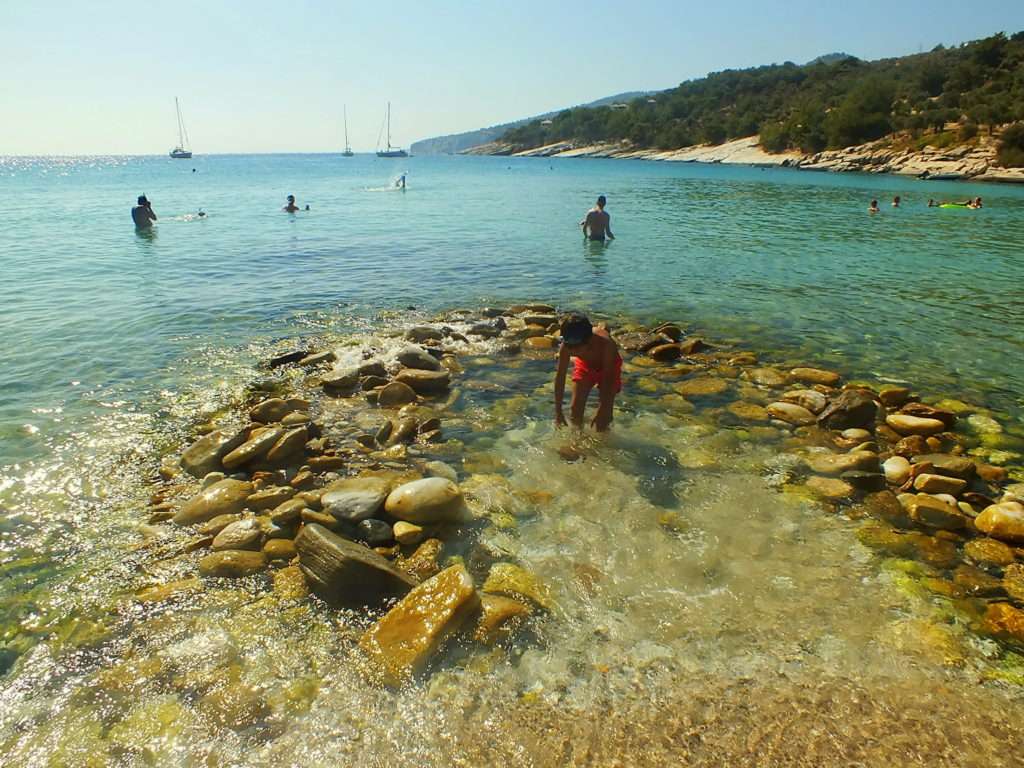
[
  {"left": 283, "top": 194, "right": 300, "bottom": 213},
  {"left": 580, "top": 195, "right": 614, "bottom": 241},
  {"left": 396, "top": 174, "right": 406, "bottom": 190},
  {"left": 928, "top": 199, "right": 938, "bottom": 207},
  {"left": 892, "top": 195, "right": 901, "bottom": 208},
  {"left": 868, "top": 199, "right": 880, "bottom": 213},
  {"left": 132, "top": 195, "right": 157, "bottom": 228},
  {"left": 197, "top": 209, "right": 206, "bottom": 218},
  {"left": 554, "top": 313, "right": 622, "bottom": 432}
]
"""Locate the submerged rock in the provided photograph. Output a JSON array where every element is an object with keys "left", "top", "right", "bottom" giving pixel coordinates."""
[
  {"left": 295, "top": 523, "right": 417, "bottom": 605},
  {"left": 321, "top": 367, "right": 361, "bottom": 392},
  {"left": 907, "top": 494, "right": 968, "bottom": 531},
  {"left": 964, "top": 537, "right": 1016, "bottom": 567},
  {"left": 474, "top": 594, "right": 532, "bottom": 645},
  {"left": 983, "top": 602, "right": 1024, "bottom": 643},
  {"left": 395, "top": 368, "right": 451, "bottom": 394},
  {"left": 744, "top": 368, "right": 787, "bottom": 388},
  {"left": 910, "top": 454, "right": 976, "bottom": 480},
  {"left": 393, "top": 521, "right": 425, "bottom": 546},
  {"left": 385, "top": 478, "right": 466, "bottom": 524},
  {"left": 883, "top": 456, "right": 912, "bottom": 485},
  {"left": 249, "top": 397, "right": 307, "bottom": 424},
  {"left": 482, "top": 562, "right": 554, "bottom": 611},
  {"left": 913, "top": 473, "right": 967, "bottom": 496},
  {"left": 359, "top": 564, "right": 480, "bottom": 686},
  {"left": 782, "top": 389, "right": 827, "bottom": 414},
  {"left": 674, "top": 377, "right": 728, "bottom": 397},
  {"left": 174, "top": 479, "right": 254, "bottom": 526},
  {"left": 767, "top": 401, "right": 816, "bottom": 426},
  {"left": 405, "top": 326, "right": 443, "bottom": 343},
  {"left": 805, "top": 450, "right": 879, "bottom": 476},
  {"left": 198, "top": 550, "right": 267, "bottom": 578},
  {"left": 789, "top": 367, "right": 841, "bottom": 386}
]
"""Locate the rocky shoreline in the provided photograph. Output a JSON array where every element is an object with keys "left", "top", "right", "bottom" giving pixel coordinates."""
[
  {"left": 132, "top": 303, "right": 1024, "bottom": 691},
  {"left": 465, "top": 134, "right": 1024, "bottom": 183}
]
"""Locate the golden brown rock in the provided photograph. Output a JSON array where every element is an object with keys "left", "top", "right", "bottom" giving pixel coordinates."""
[
  {"left": 359, "top": 564, "right": 480, "bottom": 685},
  {"left": 474, "top": 594, "right": 532, "bottom": 645}
]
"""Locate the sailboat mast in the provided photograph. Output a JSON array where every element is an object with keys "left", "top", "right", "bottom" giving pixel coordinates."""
[
  {"left": 387, "top": 102, "right": 391, "bottom": 151},
  {"left": 175, "top": 97, "right": 184, "bottom": 148}
]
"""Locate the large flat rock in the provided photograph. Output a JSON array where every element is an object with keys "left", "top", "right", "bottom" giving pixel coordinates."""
[{"left": 295, "top": 523, "right": 417, "bottom": 606}]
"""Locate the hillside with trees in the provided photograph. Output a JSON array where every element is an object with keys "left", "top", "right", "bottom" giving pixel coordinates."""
[{"left": 499, "top": 32, "right": 1024, "bottom": 166}]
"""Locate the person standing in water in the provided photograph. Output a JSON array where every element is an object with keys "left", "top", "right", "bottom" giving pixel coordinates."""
[
  {"left": 131, "top": 195, "right": 157, "bottom": 228},
  {"left": 868, "top": 199, "right": 880, "bottom": 213},
  {"left": 892, "top": 195, "right": 901, "bottom": 208},
  {"left": 396, "top": 174, "right": 406, "bottom": 190},
  {"left": 283, "top": 194, "right": 300, "bottom": 212},
  {"left": 554, "top": 313, "right": 622, "bottom": 432},
  {"left": 580, "top": 195, "right": 614, "bottom": 241}
]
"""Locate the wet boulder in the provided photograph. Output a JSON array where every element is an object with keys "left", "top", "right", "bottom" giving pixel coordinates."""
[
  {"left": 249, "top": 397, "right": 308, "bottom": 424},
  {"left": 321, "top": 476, "right": 392, "bottom": 522},
  {"left": 180, "top": 429, "right": 247, "bottom": 478},
  {"left": 405, "top": 326, "right": 443, "bottom": 343},
  {"left": 211, "top": 518, "right": 263, "bottom": 551},
  {"left": 173, "top": 479, "right": 254, "bottom": 526},
  {"left": 396, "top": 345, "right": 441, "bottom": 372},
  {"left": 885, "top": 414, "right": 945, "bottom": 437},
  {"left": 975, "top": 502, "right": 1024, "bottom": 544},
  {"left": 295, "top": 523, "right": 417, "bottom": 606},
  {"left": 789, "top": 367, "right": 841, "bottom": 387},
  {"left": 359, "top": 564, "right": 480, "bottom": 686},
  {"left": 266, "top": 427, "right": 308, "bottom": 465},
  {"left": 766, "top": 402, "right": 816, "bottom": 426},
  {"left": 818, "top": 390, "right": 877, "bottom": 430},
  {"left": 222, "top": 427, "right": 285, "bottom": 470},
  {"left": 910, "top": 454, "right": 976, "bottom": 480},
  {"left": 385, "top": 478, "right": 466, "bottom": 524},
  {"left": 378, "top": 381, "right": 418, "bottom": 407},
  {"left": 781, "top": 389, "right": 828, "bottom": 415},
  {"left": 482, "top": 562, "right": 554, "bottom": 611},
  {"left": 321, "top": 367, "right": 360, "bottom": 393}
]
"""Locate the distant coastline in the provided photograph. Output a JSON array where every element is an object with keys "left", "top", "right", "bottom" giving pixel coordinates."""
[{"left": 462, "top": 134, "right": 1024, "bottom": 184}]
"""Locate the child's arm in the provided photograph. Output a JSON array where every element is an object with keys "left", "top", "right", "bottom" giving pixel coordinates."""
[
  {"left": 554, "top": 345, "right": 569, "bottom": 426},
  {"left": 592, "top": 341, "right": 618, "bottom": 431}
]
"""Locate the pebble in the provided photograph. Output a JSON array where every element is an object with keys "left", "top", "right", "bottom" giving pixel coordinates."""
[
  {"left": 199, "top": 550, "right": 267, "bottom": 578},
  {"left": 212, "top": 518, "right": 263, "bottom": 551},
  {"left": 394, "top": 521, "right": 425, "bottom": 546},
  {"left": 263, "top": 538, "right": 297, "bottom": 561},
  {"left": 913, "top": 473, "right": 967, "bottom": 496},
  {"left": 975, "top": 502, "right": 1024, "bottom": 544},
  {"left": 766, "top": 402, "right": 816, "bottom": 426},
  {"left": 385, "top": 478, "right": 466, "bottom": 524},
  {"left": 885, "top": 414, "right": 945, "bottom": 437},
  {"left": 789, "top": 367, "right": 841, "bottom": 386}
]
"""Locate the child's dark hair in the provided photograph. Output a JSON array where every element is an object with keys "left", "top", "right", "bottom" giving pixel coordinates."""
[{"left": 559, "top": 313, "right": 593, "bottom": 345}]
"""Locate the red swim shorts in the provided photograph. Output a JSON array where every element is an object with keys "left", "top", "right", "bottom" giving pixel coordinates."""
[{"left": 571, "top": 355, "right": 623, "bottom": 392}]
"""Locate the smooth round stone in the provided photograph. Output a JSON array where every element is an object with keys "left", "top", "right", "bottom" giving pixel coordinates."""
[
  {"left": 281, "top": 411, "right": 311, "bottom": 426},
  {"left": 266, "top": 427, "right": 309, "bottom": 464},
  {"left": 222, "top": 427, "right": 285, "bottom": 470},
  {"left": 356, "top": 519, "right": 394, "bottom": 547},
  {"left": 913, "top": 473, "right": 967, "bottom": 496},
  {"left": 405, "top": 326, "right": 443, "bottom": 343},
  {"left": 885, "top": 414, "right": 945, "bottom": 437},
  {"left": 385, "top": 478, "right": 466, "bottom": 524},
  {"left": 212, "top": 518, "right": 262, "bottom": 551},
  {"left": 883, "top": 456, "right": 912, "bottom": 485},
  {"left": 975, "top": 502, "right": 1024, "bottom": 544},
  {"left": 766, "top": 402, "right": 816, "bottom": 426},
  {"left": 270, "top": 498, "right": 307, "bottom": 525},
  {"left": 878, "top": 387, "right": 912, "bottom": 407},
  {"left": 246, "top": 485, "right": 296, "bottom": 511},
  {"left": 202, "top": 471, "right": 227, "bottom": 489},
  {"left": 648, "top": 343, "right": 682, "bottom": 362},
  {"left": 263, "top": 538, "right": 297, "bottom": 561},
  {"left": 378, "top": 382, "right": 417, "bottom": 407},
  {"left": 198, "top": 513, "right": 244, "bottom": 536},
  {"left": 967, "top": 414, "right": 1003, "bottom": 434},
  {"left": 726, "top": 401, "right": 770, "bottom": 422},
  {"left": 805, "top": 450, "right": 879, "bottom": 476},
  {"left": 781, "top": 389, "right": 827, "bottom": 415}
]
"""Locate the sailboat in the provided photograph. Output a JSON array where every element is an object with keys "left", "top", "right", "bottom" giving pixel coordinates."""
[
  {"left": 342, "top": 106, "right": 354, "bottom": 157},
  {"left": 169, "top": 97, "right": 192, "bottom": 159},
  {"left": 376, "top": 102, "right": 408, "bottom": 158}
]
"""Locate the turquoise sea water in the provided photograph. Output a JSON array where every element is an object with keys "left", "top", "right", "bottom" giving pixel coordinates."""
[
  {"left": 3, "top": 154, "right": 1024, "bottom": 765},
  {"left": 2, "top": 154, "right": 1023, "bottom": 466}
]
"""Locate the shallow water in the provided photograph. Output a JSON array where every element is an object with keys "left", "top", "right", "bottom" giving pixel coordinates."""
[{"left": 2, "top": 155, "right": 1024, "bottom": 765}]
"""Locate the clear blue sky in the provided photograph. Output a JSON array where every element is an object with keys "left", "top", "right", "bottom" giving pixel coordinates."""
[{"left": 3, "top": 0, "right": 1023, "bottom": 154}]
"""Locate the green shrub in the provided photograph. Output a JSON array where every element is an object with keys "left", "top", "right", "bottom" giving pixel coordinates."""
[
  {"left": 998, "top": 122, "right": 1024, "bottom": 167},
  {"left": 759, "top": 123, "right": 790, "bottom": 152},
  {"left": 959, "top": 121, "right": 979, "bottom": 140}
]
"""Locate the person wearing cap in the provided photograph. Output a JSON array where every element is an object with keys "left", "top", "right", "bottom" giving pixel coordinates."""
[
  {"left": 131, "top": 195, "right": 157, "bottom": 228},
  {"left": 580, "top": 195, "right": 614, "bottom": 241},
  {"left": 554, "top": 313, "right": 622, "bottom": 432},
  {"left": 283, "top": 194, "right": 300, "bottom": 213}
]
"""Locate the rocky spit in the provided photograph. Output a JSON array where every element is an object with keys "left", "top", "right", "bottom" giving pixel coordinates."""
[
  {"left": 133, "top": 303, "right": 1024, "bottom": 692},
  {"left": 465, "top": 134, "right": 1024, "bottom": 183}
]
